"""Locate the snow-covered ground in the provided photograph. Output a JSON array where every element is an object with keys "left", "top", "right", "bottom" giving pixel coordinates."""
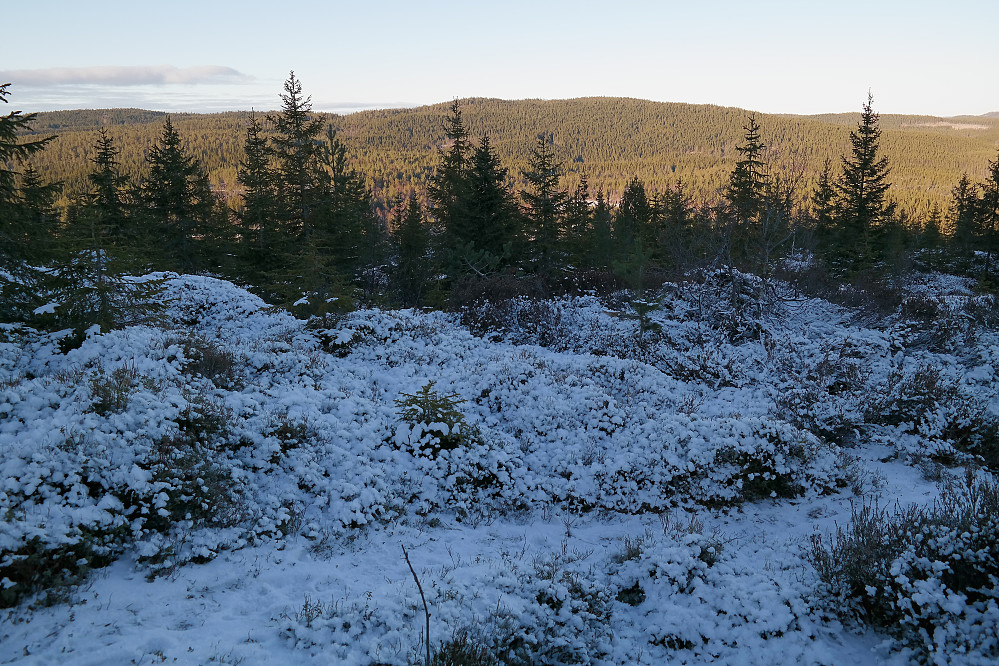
[{"left": 1, "top": 271, "right": 996, "bottom": 665}]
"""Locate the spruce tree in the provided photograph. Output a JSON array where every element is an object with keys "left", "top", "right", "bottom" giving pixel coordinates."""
[
  {"left": 656, "top": 179, "right": 697, "bottom": 271},
  {"left": 725, "top": 115, "right": 769, "bottom": 224},
  {"left": 811, "top": 158, "right": 836, "bottom": 231},
  {"left": 949, "top": 173, "right": 979, "bottom": 259},
  {"left": 316, "top": 124, "right": 386, "bottom": 296},
  {"left": 521, "top": 134, "right": 567, "bottom": 276},
  {"left": 0, "top": 84, "right": 56, "bottom": 323},
  {"left": 137, "top": 117, "right": 218, "bottom": 272},
  {"left": 563, "top": 171, "right": 593, "bottom": 268},
  {"left": 452, "top": 135, "right": 521, "bottom": 273},
  {"left": 981, "top": 150, "right": 999, "bottom": 276},
  {"left": 87, "top": 129, "right": 133, "bottom": 252},
  {"left": 52, "top": 129, "right": 162, "bottom": 338},
  {"left": 236, "top": 112, "right": 281, "bottom": 284},
  {"left": 585, "top": 190, "right": 615, "bottom": 270},
  {"left": 922, "top": 203, "right": 943, "bottom": 251},
  {"left": 831, "top": 93, "right": 896, "bottom": 272},
  {"left": 390, "top": 194, "right": 433, "bottom": 307},
  {"left": 0, "top": 84, "right": 53, "bottom": 216},
  {"left": 614, "top": 177, "right": 652, "bottom": 252},
  {"left": 428, "top": 101, "right": 472, "bottom": 260},
  {"left": 12, "top": 165, "right": 59, "bottom": 265},
  {"left": 269, "top": 71, "right": 326, "bottom": 238}
]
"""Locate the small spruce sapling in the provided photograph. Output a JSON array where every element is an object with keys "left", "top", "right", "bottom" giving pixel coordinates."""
[
  {"left": 613, "top": 293, "right": 663, "bottom": 347},
  {"left": 394, "top": 381, "right": 469, "bottom": 457}
]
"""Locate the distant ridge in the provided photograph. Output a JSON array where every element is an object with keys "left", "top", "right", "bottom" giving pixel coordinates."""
[{"left": 22, "top": 97, "right": 999, "bottom": 216}]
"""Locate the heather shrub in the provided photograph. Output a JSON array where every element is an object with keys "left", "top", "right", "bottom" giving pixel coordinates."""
[
  {"left": 173, "top": 334, "right": 242, "bottom": 389},
  {"left": 88, "top": 364, "right": 142, "bottom": 415},
  {"left": 809, "top": 475, "right": 999, "bottom": 662}
]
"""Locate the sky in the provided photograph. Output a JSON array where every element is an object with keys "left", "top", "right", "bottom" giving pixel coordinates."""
[{"left": 2, "top": 0, "right": 997, "bottom": 117}]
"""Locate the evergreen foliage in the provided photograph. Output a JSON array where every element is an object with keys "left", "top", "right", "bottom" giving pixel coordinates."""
[
  {"left": 390, "top": 194, "right": 434, "bottom": 308},
  {"left": 20, "top": 98, "right": 999, "bottom": 222},
  {"left": 136, "top": 117, "right": 220, "bottom": 272},
  {"left": 948, "top": 173, "right": 978, "bottom": 261},
  {"left": 428, "top": 100, "right": 472, "bottom": 253},
  {"left": 614, "top": 177, "right": 654, "bottom": 255},
  {"left": 980, "top": 150, "right": 999, "bottom": 276},
  {"left": 810, "top": 158, "right": 836, "bottom": 235},
  {"left": 520, "top": 134, "right": 567, "bottom": 276},
  {"left": 0, "top": 84, "right": 57, "bottom": 323},
  {"left": 236, "top": 112, "right": 281, "bottom": 284},
  {"left": 725, "top": 115, "right": 769, "bottom": 224},
  {"left": 268, "top": 71, "right": 326, "bottom": 238},
  {"left": 723, "top": 115, "right": 774, "bottom": 270},
  {"left": 829, "top": 93, "right": 896, "bottom": 273},
  {"left": 562, "top": 171, "right": 593, "bottom": 267},
  {"left": 49, "top": 130, "right": 164, "bottom": 338},
  {"left": 449, "top": 135, "right": 522, "bottom": 275}
]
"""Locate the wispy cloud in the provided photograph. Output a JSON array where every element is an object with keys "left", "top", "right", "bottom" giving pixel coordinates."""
[{"left": 0, "top": 65, "right": 251, "bottom": 87}]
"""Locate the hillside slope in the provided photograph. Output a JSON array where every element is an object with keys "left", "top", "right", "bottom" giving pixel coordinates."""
[
  {"left": 1, "top": 270, "right": 997, "bottom": 664},
  {"left": 23, "top": 98, "right": 999, "bottom": 215}
]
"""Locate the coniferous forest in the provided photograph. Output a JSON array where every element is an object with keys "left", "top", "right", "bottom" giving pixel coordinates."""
[
  {"left": 5, "top": 75, "right": 999, "bottom": 322},
  {"left": 2, "top": 75, "right": 999, "bottom": 665}
]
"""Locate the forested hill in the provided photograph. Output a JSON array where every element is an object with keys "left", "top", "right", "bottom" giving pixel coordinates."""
[{"left": 24, "top": 97, "right": 999, "bottom": 216}]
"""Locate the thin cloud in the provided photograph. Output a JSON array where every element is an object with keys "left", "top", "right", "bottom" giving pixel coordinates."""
[{"left": 0, "top": 65, "right": 251, "bottom": 87}]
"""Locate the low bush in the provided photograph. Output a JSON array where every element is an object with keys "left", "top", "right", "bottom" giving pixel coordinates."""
[{"left": 808, "top": 474, "right": 999, "bottom": 662}]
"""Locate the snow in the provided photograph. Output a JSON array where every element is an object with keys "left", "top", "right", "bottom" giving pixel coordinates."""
[{"left": 1, "top": 270, "right": 996, "bottom": 665}]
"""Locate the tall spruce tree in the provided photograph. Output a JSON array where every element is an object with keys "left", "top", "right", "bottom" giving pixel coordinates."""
[
  {"left": 655, "top": 179, "right": 698, "bottom": 271},
  {"left": 949, "top": 173, "right": 979, "bottom": 256},
  {"left": 830, "top": 92, "right": 896, "bottom": 272},
  {"left": 316, "top": 124, "right": 386, "bottom": 298},
  {"left": 51, "top": 129, "right": 162, "bottom": 338},
  {"left": 563, "top": 171, "right": 593, "bottom": 268},
  {"left": 725, "top": 115, "right": 769, "bottom": 224},
  {"left": 269, "top": 71, "right": 326, "bottom": 239},
  {"left": 980, "top": 150, "right": 999, "bottom": 276},
  {"left": 585, "top": 190, "right": 615, "bottom": 270},
  {"left": 0, "top": 84, "right": 56, "bottom": 322},
  {"left": 137, "top": 117, "right": 218, "bottom": 272},
  {"left": 521, "top": 134, "right": 567, "bottom": 276},
  {"left": 236, "top": 112, "right": 281, "bottom": 284},
  {"left": 86, "top": 129, "right": 133, "bottom": 252},
  {"left": 723, "top": 115, "right": 774, "bottom": 271},
  {"left": 614, "top": 177, "right": 653, "bottom": 252},
  {"left": 922, "top": 203, "right": 943, "bottom": 250},
  {"left": 428, "top": 101, "right": 472, "bottom": 260},
  {"left": 460, "top": 135, "right": 521, "bottom": 270},
  {"left": 811, "top": 158, "right": 836, "bottom": 231},
  {"left": 390, "top": 194, "right": 433, "bottom": 307}
]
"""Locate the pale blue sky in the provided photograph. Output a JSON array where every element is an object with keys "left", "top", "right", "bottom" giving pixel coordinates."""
[{"left": 3, "top": 0, "right": 997, "bottom": 116}]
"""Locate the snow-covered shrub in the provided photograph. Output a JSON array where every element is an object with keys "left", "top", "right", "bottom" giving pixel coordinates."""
[
  {"left": 0, "top": 517, "right": 128, "bottom": 608},
  {"left": 170, "top": 334, "right": 242, "bottom": 390},
  {"left": 676, "top": 268, "right": 780, "bottom": 344},
  {"left": 688, "top": 417, "right": 843, "bottom": 506},
  {"left": 278, "top": 589, "right": 417, "bottom": 664},
  {"left": 460, "top": 297, "right": 569, "bottom": 349},
  {"left": 492, "top": 556, "right": 613, "bottom": 665},
  {"left": 773, "top": 337, "right": 874, "bottom": 445},
  {"left": 601, "top": 523, "right": 810, "bottom": 663},
  {"left": 809, "top": 475, "right": 999, "bottom": 663},
  {"left": 864, "top": 362, "right": 999, "bottom": 468},
  {"left": 430, "top": 632, "right": 500, "bottom": 665},
  {"left": 88, "top": 363, "right": 142, "bottom": 415}
]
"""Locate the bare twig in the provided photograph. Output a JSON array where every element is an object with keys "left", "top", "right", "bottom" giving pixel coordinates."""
[{"left": 402, "top": 544, "right": 431, "bottom": 666}]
